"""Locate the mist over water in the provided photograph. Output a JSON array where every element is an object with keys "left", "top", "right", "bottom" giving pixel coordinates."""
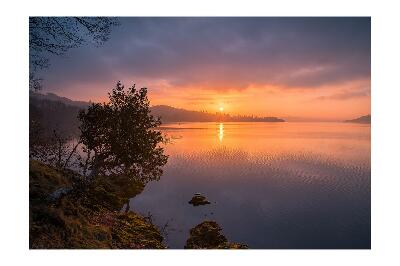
[{"left": 129, "top": 122, "right": 371, "bottom": 249}]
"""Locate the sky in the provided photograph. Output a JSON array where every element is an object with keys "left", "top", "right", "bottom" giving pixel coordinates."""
[{"left": 39, "top": 17, "right": 371, "bottom": 121}]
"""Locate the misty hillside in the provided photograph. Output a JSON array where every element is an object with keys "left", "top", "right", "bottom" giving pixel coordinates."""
[
  {"left": 30, "top": 92, "right": 284, "bottom": 128},
  {"left": 30, "top": 94, "right": 86, "bottom": 138},
  {"left": 30, "top": 91, "right": 90, "bottom": 108},
  {"left": 150, "top": 105, "right": 216, "bottom": 122},
  {"left": 344, "top": 115, "right": 371, "bottom": 124},
  {"left": 151, "top": 105, "right": 284, "bottom": 122}
]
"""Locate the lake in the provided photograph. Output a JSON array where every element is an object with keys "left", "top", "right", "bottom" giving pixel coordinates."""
[{"left": 128, "top": 122, "right": 371, "bottom": 249}]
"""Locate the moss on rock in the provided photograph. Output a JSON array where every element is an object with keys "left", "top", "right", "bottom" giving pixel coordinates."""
[
  {"left": 110, "top": 212, "right": 165, "bottom": 249},
  {"left": 29, "top": 160, "right": 165, "bottom": 249},
  {"left": 185, "top": 220, "right": 248, "bottom": 249}
]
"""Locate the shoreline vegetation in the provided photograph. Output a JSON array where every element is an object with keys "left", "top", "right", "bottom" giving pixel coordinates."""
[
  {"left": 30, "top": 91, "right": 371, "bottom": 127},
  {"left": 30, "top": 160, "right": 165, "bottom": 248},
  {"left": 30, "top": 91, "right": 285, "bottom": 132},
  {"left": 27, "top": 17, "right": 371, "bottom": 251},
  {"left": 30, "top": 82, "right": 247, "bottom": 249},
  {"left": 150, "top": 105, "right": 285, "bottom": 123},
  {"left": 29, "top": 160, "right": 247, "bottom": 249},
  {"left": 29, "top": 84, "right": 369, "bottom": 249}
]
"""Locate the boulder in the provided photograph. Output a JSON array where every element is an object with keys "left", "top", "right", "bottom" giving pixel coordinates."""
[
  {"left": 188, "top": 193, "right": 211, "bottom": 206},
  {"left": 185, "top": 220, "right": 248, "bottom": 249}
]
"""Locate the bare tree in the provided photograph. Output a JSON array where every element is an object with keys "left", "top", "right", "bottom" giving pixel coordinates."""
[
  {"left": 29, "top": 17, "right": 119, "bottom": 90},
  {"left": 30, "top": 128, "right": 81, "bottom": 170}
]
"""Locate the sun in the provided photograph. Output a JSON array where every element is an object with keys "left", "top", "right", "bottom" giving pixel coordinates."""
[{"left": 219, "top": 106, "right": 224, "bottom": 112}]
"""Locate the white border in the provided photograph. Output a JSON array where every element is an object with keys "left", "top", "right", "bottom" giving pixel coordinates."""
[{"left": 1, "top": 0, "right": 400, "bottom": 265}]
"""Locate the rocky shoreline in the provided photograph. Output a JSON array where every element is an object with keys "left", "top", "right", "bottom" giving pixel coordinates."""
[
  {"left": 29, "top": 160, "right": 165, "bottom": 248},
  {"left": 30, "top": 160, "right": 247, "bottom": 249},
  {"left": 185, "top": 221, "right": 248, "bottom": 249}
]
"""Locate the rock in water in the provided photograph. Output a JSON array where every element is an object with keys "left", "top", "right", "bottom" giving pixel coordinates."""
[
  {"left": 188, "top": 193, "right": 211, "bottom": 206},
  {"left": 184, "top": 221, "right": 248, "bottom": 249}
]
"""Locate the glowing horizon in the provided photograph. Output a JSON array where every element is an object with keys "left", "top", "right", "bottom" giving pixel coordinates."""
[{"left": 38, "top": 17, "right": 371, "bottom": 121}]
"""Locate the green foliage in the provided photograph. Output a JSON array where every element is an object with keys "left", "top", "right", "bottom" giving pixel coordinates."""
[
  {"left": 29, "top": 81, "right": 169, "bottom": 249},
  {"left": 29, "top": 160, "right": 165, "bottom": 249},
  {"left": 29, "top": 160, "right": 73, "bottom": 197},
  {"left": 78, "top": 81, "right": 168, "bottom": 183},
  {"left": 78, "top": 175, "right": 144, "bottom": 212},
  {"left": 111, "top": 212, "right": 165, "bottom": 249}
]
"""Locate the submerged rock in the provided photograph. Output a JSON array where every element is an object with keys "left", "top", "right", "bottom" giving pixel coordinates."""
[
  {"left": 188, "top": 193, "right": 211, "bottom": 206},
  {"left": 184, "top": 221, "right": 248, "bottom": 249}
]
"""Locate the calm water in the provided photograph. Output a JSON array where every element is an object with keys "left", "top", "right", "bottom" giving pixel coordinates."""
[{"left": 129, "top": 122, "right": 371, "bottom": 249}]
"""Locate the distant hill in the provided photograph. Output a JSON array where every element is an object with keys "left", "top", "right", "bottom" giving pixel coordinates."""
[
  {"left": 150, "top": 105, "right": 285, "bottom": 123},
  {"left": 30, "top": 91, "right": 90, "bottom": 108},
  {"left": 344, "top": 114, "right": 371, "bottom": 124},
  {"left": 30, "top": 94, "right": 86, "bottom": 138},
  {"left": 30, "top": 92, "right": 285, "bottom": 124}
]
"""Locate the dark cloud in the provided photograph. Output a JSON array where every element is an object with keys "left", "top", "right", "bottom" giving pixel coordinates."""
[
  {"left": 315, "top": 89, "right": 370, "bottom": 101},
  {"left": 39, "top": 17, "right": 371, "bottom": 96}
]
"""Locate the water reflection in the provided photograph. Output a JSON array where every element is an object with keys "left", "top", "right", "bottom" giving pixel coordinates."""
[
  {"left": 131, "top": 122, "right": 371, "bottom": 248},
  {"left": 218, "top": 123, "right": 224, "bottom": 142}
]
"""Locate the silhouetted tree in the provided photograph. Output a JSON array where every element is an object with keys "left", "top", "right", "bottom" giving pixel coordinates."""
[
  {"left": 29, "top": 17, "right": 119, "bottom": 90},
  {"left": 78, "top": 82, "right": 168, "bottom": 183}
]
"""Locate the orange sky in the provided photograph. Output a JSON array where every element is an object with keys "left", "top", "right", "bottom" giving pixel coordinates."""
[
  {"left": 144, "top": 78, "right": 370, "bottom": 121},
  {"left": 40, "top": 18, "right": 370, "bottom": 121},
  {"left": 55, "top": 74, "right": 370, "bottom": 122}
]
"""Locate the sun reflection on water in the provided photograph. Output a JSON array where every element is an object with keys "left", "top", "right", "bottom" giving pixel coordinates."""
[{"left": 218, "top": 123, "right": 224, "bottom": 142}]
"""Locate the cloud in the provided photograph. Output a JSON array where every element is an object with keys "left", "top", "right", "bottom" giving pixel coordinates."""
[
  {"left": 316, "top": 90, "right": 370, "bottom": 101},
  {"left": 39, "top": 17, "right": 371, "bottom": 98},
  {"left": 314, "top": 80, "right": 371, "bottom": 101}
]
